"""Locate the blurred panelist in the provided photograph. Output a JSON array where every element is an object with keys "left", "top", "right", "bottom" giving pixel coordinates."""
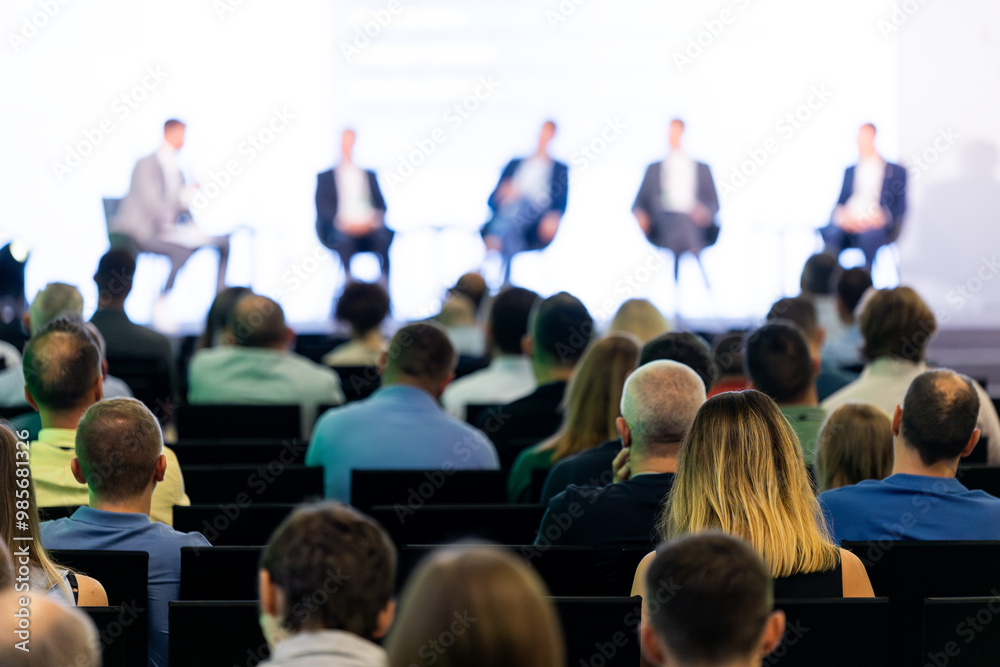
[
  {"left": 315, "top": 129, "right": 392, "bottom": 282},
  {"left": 109, "top": 119, "right": 230, "bottom": 294},
  {"left": 482, "top": 120, "right": 568, "bottom": 287},
  {"left": 822, "top": 123, "right": 907, "bottom": 270},
  {"left": 632, "top": 118, "right": 720, "bottom": 283}
]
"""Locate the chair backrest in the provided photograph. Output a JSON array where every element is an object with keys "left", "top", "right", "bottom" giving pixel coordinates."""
[
  {"left": 104, "top": 354, "right": 173, "bottom": 420},
  {"left": 38, "top": 505, "right": 82, "bottom": 521},
  {"left": 179, "top": 464, "right": 323, "bottom": 504},
  {"left": 769, "top": 598, "right": 889, "bottom": 666},
  {"left": 180, "top": 546, "right": 263, "bottom": 601},
  {"left": 48, "top": 550, "right": 149, "bottom": 663},
  {"left": 464, "top": 403, "right": 493, "bottom": 426},
  {"left": 552, "top": 596, "right": 642, "bottom": 667},
  {"left": 329, "top": 365, "right": 381, "bottom": 402},
  {"left": 350, "top": 470, "right": 508, "bottom": 513},
  {"left": 923, "top": 597, "right": 1000, "bottom": 666},
  {"left": 173, "top": 504, "right": 298, "bottom": 546},
  {"left": 957, "top": 464, "right": 1000, "bottom": 496},
  {"left": 171, "top": 439, "right": 308, "bottom": 466},
  {"left": 293, "top": 333, "right": 348, "bottom": 364},
  {"left": 79, "top": 606, "right": 127, "bottom": 667},
  {"left": 369, "top": 504, "right": 546, "bottom": 546},
  {"left": 168, "top": 601, "right": 268, "bottom": 666},
  {"left": 0, "top": 406, "right": 32, "bottom": 421},
  {"left": 175, "top": 404, "right": 302, "bottom": 439},
  {"left": 963, "top": 435, "right": 988, "bottom": 465}
]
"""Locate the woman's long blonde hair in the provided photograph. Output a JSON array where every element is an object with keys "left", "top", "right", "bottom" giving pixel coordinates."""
[
  {"left": 542, "top": 333, "right": 640, "bottom": 462},
  {"left": 661, "top": 390, "right": 839, "bottom": 578},
  {"left": 816, "top": 402, "right": 894, "bottom": 492}
]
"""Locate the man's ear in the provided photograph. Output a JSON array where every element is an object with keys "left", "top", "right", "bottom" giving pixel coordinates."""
[
  {"left": 377, "top": 350, "right": 388, "bottom": 375},
  {"left": 100, "top": 358, "right": 110, "bottom": 380},
  {"left": 373, "top": 598, "right": 396, "bottom": 639},
  {"left": 222, "top": 330, "right": 237, "bottom": 346},
  {"left": 71, "top": 458, "right": 86, "bottom": 485},
  {"left": 759, "top": 610, "right": 787, "bottom": 657},
  {"left": 960, "top": 428, "right": 981, "bottom": 459},
  {"left": 24, "top": 387, "right": 38, "bottom": 412},
  {"left": 521, "top": 334, "right": 534, "bottom": 358},
  {"left": 21, "top": 312, "right": 30, "bottom": 336},
  {"left": 283, "top": 326, "right": 296, "bottom": 350},
  {"left": 94, "top": 374, "right": 105, "bottom": 402},
  {"left": 153, "top": 453, "right": 167, "bottom": 483},
  {"left": 616, "top": 417, "right": 631, "bottom": 448},
  {"left": 815, "top": 326, "right": 827, "bottom": 347},
  {"left": 891, "top": 405, "right": 902, "bottom": 437},
  {"left": 259, "top": 570, "right": 278, "bottom": 616},
  {"left": 640, "top": 622, "right": 666, "bottom": 666}
]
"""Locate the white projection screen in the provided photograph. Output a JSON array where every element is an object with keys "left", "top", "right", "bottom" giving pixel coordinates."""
[{"left": 1, "top": 0, "right": 997, "bottom": 328}]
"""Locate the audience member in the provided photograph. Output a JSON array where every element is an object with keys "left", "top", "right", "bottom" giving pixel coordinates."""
[
  {"left": 24, "top": 317, "right": 189, "bottom": 524},
  {"left": 187, "top": 293, "right": 345, "bottom": 436},
  {"left": 535, "top": 360, "right": 705, "bottom": 555},
  {"left": 745, "top": 322, "right": 826, "bottom": 466},
  {"left": 640, "top": 533, "right": 785, "bottom": 667},
  {"left": 40, "top": 398, "right": 212, "bottom": 667},
  {"left": 823, "top": 267, "right": 872, "bottom": 368},
  {"left": 540, "top": 331, "right": 716, "bottom": 501},
  {"left": 821, "top": 370, "right": 1000, "bottom": 541},
  {"left": 709, "top": 331, "right": 748, "bottom": 396},
  {"left": 435, "top": 272, "right": 488, "bottom": 357},
  {"left": 307, "top": 322, "right": 499, "bottom": 501},
  {"left": 194, "top": 285, "right": 252, "bottom": 350},
  {"left": 323, "top": 281, "right": 392, "bottom": 367},
  {"left": 822, "top": 287, "right": 1000, "bottom": 463},
  {"left": 442, "top": 286, "right": 540, "bottom": 421},
  {"left": 0, "top": 589, "right": 102, "bottom": 667},
  {"left": 258, "top": 502, "right": 396, "bottom": 667},
  {"left": 798, "top": 252, "right": 847, "bottom": 347},
  {"left": 386, "top": 545, "right": 564, "bottom": 667},
  {"left": 632, "top": 391, "right": 873, "bottom": 599},
  {"left": 476, "top": 292, "right": 594, "bottom": 469},
  {"left": 1, "top": 423, "right": 107, "bottom": 606},
  {"left": 815, "top": 402, "right": 893, "bottom": 492},
  {"left": 766, "top": 296, "right": 855, "bottom": 400},
  {"left": 508, "top": 333, "right": 639, "bottom": 502},
  {"left": 608, "top": 298, "right": 670, "bottom": 342}
]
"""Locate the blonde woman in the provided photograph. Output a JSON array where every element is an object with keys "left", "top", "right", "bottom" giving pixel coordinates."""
[
  {"left": 386, "top": 545, "right": 564, "bottom": 667},
  {"left": 816, "top": 402, "right": 894, "bottom": 492},
  {"left": 507, "top": 333, "right": 640, "bottom": 502},
  {"left": 0, "top": 424, "right": 106, "bottom": 606},
  {"left": 631, "top": 391, "right": 873, "bottom": 600}
]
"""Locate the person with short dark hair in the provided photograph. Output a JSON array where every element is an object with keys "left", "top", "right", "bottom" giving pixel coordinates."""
[
  {"left": 708, "top": 331, "right": 748, "bottom": 396},
  {"left": 41, "top": 398, "right": 212, "bottom": 667},
  {"left": 323, "top": 281, "right": 391, "bottom": 367},
  {"left": 187, "top": 293, "right": 344, "bottom": 436},
  {"left": 638, "top": 332, "right": 717, "bottom": 390},
  {"left": 640, "top": 533, "right": 786, "bottom": 667},
  {"left": 257, "top": 502, "right": 396, "bottom": 666},
  {"left": 307, "top": 322, "right": 499, "bottom": 501},
  {"left": 475, "top": 292, "right": 594, "bottom": 469},
  {"left": 821, "top": 370, "right": 1000, "bottom": 541},
  {"left": 823, "top": 267, "right": 872, "bottom": 368},
  {"left": 745, "top": 322, "right": 826, "bottom": 466},
  {"left": 194, "top": 286, "right": 253, "bottom": 350},
  {"left": 442, "top": 287, "right": 540, "bottom": 421}
]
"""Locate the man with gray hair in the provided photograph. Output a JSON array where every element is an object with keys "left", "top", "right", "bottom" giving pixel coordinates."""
[
  {"left": 534, "top": 359, "right": 707, "bottom": 554},
  {"left": 0, "top": 589, "right": 101, "bottom": 667}
]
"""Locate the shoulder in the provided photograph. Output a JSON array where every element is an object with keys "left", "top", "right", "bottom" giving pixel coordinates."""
[
  {"left": 631, "top": 550, "right": 656, "bottom": 597},
  {"left": 154, "top": 522, "right": 212, "bottom": 547},
  {"left": 838, "top": 548, "right": 875, "bottom": 597},
  {"left": 317, "top": 169, "right": 334, "bottom": 179}
]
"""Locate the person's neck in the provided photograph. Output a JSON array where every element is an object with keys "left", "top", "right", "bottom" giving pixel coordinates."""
[
  {"left": 783, "top": 385, "right": 819, "bottom": 408},
  {"left": 892, "top": 440, "right": 960, "bottom": 479},
  {"left": 531, "top": 360, "right": 573, "bottom": 386},
  {"left": 352, "top": 329, "right": 383, "bottom": 348},
  {"left": 384, "top": 376, "right": 438, "bottom": 400},
  {"left": 97, "top": 299, "right": 126, "bottom": 312},
  {"left": 91, "top": 494, "right": 153, "bottom": 517},
  {"left": 629, "top": 442, "right": 682, "bottom": 475},
  {"left": 39, "top": 406, "right": 89, "bottom": 431}
]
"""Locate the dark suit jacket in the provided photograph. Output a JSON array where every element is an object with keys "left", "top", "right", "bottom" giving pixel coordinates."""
[
  {"left": 632, "top": 160, "right": 720, "bottom": 246},
  {"left": 482, "top": 158, "right": 569, "bottom": 250},
  {"left": 475, "top": 381, "right": 566, "bottom": 470},
  {"left": 540, "top": 439, "right": 621, "bottom": 503},
  {"left": 315, "top": 168, "right": 387, "bottom": 248},
  {"left": 833, "top": 161, "right": 907, "bottom": 231}
]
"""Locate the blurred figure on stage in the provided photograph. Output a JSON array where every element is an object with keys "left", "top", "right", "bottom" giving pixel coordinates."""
[
  {"left": 109, "top": 119, "right": 230, "bottom": 293},
  {"left": 482, "top": 120, "right": 568, "bottom": 288},
  {"left": 632, "top": 118, "right": 720, "bottom": 284},
  {"left": 822, "top": 123, "right": 907, "bottom": 270},
  {"left": 315, "top": 129, "right": 392, "bottom": 282}
]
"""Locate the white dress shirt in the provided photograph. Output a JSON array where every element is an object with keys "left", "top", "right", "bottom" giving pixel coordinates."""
[
  {"left": 846, "top": 156, "right": 886, "bottom": 222},
  {"left": 660, "top": 151, "right": 697, "bottom": 213},
  {"left": 334, "top": 163, "right": 375, "bottom": 227},
  {"left": 512, "top": 156, "right": 553, "bottom": 207},
  {"left": 442, "top": 355, "right": 537, "bottom": 420}
]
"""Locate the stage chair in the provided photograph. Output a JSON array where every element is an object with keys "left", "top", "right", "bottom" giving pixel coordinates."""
[
  {"left": 168, "top": 601, "right": 267, "bottom": 667},
  {"left": 174, "top": 404, "right": 301, "bottom": 439},
  {"left": 180, "top": 546, "right": 263, "bottom": 601},
  {"left": 957, "top": 464, "right": 1000, "bottom": 497},
  {"left": 80, "top": 606, "right": 127, "bottom": 667},
  {"left": 179, "top": 464, "right": 322, "bottom": 504},
  {"left": 552, "top": 596, "right": 642, "bottom": 667},
  {"left": 328, "top": 365, "right": 381, "bottom": 402},
  {"left": 769, "top": 598, "right": 889, "bottom": 665},
  {"left": 173, "top": 503, "right": 298, "bottom": 546},
  {"left": 923, "top": 597, "right": 1000, "bottom": 666},
  {"left": 368, "top": 504, "right": 546, "bottom": 546},
  {"left": 171, "top": 439, "right": 308, "bottom": 466},
  {"left": 350, "top": 469, "right": 507, "bottom": 513}
]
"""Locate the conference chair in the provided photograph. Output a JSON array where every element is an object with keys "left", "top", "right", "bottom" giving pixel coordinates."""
[
  {"left": 179, "top": 464, "right": 323, "bottom": 504},
  {"left": 368, "top": 504, "right": 546, "bottom": 546},
  {"left": 957, "top": 464, "right": 1000, "bottom": 497},
  {"left": 328, "top": 365, "right": 381, "bottom": 402},
  {"left": 350, "top": 469, "right": 508, "bottom": 512},
  {"left": 171, "top": 439, "right": 308, "bottom": 466},
  {"left": 104, "top": 353, "right": 173, "bottom": 421},
  {"left": 552, "top": 596, "right": 642, "bottom": 667},
  {"left": 173, "top": 503, "right": 298, "bottom": 546},
  {"left": 80, "top": 606, "right": 127, "bottom": 667},
  {"left": 923, "top": 597, "right": 1000, "bottom": 666},
  {"left": 168, "top": 601, "right": 266, "bottom": 667},
  {"left": 180, "top": 546, "right": 263, "bottom": 601},
  {"left": 174, "top": 403, "right": 301, "bottom": 439},
  {"left": 769, "top": 598, "right": 889, "bottom": 666}
]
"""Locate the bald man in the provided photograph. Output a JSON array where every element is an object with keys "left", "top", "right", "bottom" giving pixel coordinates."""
[
  {"left": 187, "top": 293, "right": 344, "bottom": 436},
  {"left": 0, "top": 590, "right": 100, "bottom": 667}
]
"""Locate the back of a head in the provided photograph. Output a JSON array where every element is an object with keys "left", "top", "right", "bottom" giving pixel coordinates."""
[
  {"left": 836, "top": 268, "right": 872, "bottom": 318},
  {"left": 711, "top": 331, "right": 745, "bottom": 378},
  {"left": 621, "top": 359, "right": 706, "bottom": 452},
  {"left": 197, "top": 286, "right": 252, "bottom": 349},
  {"left": 0, "top": 590, "right": 100, "bottom": 667},
  {"left": 384, "top": 322, "right": 456, "bottom": 384},
  {"left": 766, "top": 297, "right": 820, "bottom": 344},
  {"left": 23, "top": 317, "right": 101, "bottom": 411},
  {"left": 489, "top": 287, "right": 540, "bottom": 356},
  {"left": 28, "top": 282, "right": 83, "bottom": 335},
  {"left": 645, "top": 532, "right": 773, "bottom": 666},
  {"left": 260, "top": 502, "right": 395, "bottom": 639},
  {"left": 800, "top": 253, "right": 839, "bottom": 296},
  {"left": 386, "top": 545, "right": 564, "bottom": 667},
  {"left": 901, "top": 370, "right": 980, "bottom": 466},
  {"left": 94, "top": 248, "right": 137, "bottom": 300},
  {"left": 665, "top": 390, "right": 837, "bottom": 577},
  {"left": 335, "top": 281, "right": 391, "bottom": 335},
  {"left": 609, "top": 299, "right": 670, "bottom": 343},
  {"left": 859, "top": 287, "right": 935, "bottom": 362},
  {"left": 227, "top": 294, "right": 287, "bottom": 348},
  {"left": 639, "top": 332, "right": 718, "bottom": 390},
  {"left": 530, "top": 292, "right": 594, "bottom": 368},
  {"left": 450, "top": 272, "right": 488, "bottom": 312},
  {"left": 744, "top": 323, "right": 814, "bottom": 404},
  {"left": 816, "top": 402, "right": 893, "bottom": 492},
  {"left": 76, "top": 398, "right": 163, "bottom": 504}
]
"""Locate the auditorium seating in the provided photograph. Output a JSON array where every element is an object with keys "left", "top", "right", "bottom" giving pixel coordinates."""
[
  {"left": 923, "top": 597, "right": 1000, "bottom": 666},
  {"left": 105, "top": 354, "right": 173, "bottom": 420},
  {"left": 179, "top": 464, "right": 323, "bottom": 504},
  {"left": 368, "top": 504, "right": 546, "bottom": 545},
  {"left": 173, "top": 503, "right": 298, "bottom": 546},
  {"left": 769, "top": 598, "right": 889, "bottom": 665},
  {"left": 80, "top": 606, "right": 127, "bottom": 667},
  {"left": 180, "top": 546, "right": 263, "bottom": 601},
  {"left": 168, "top": 601, "right": 267, "bottom": 667},
  {"left": 328, "top": 365, "right": 381, "bottom": 402},
  {"left": 171, "top": 439, "right": 308, "bottom": 466},
  {"left": 553, "top": 596, "right": 641, "bottom": 667},
  {"left": 38, "top": 504, "right": 81, "bottom": 521},
  {"left": 957, "top": 464, "right": 1000, "bottom": 497},
  {"left": 350, "top": 469, "right": 508, "bottom": 512},
  {"left": 293, "top": 333, "right": 348, "bottom": 364},
  {"left": 174, "top": 403, "right": 301, "bottom": 440}
]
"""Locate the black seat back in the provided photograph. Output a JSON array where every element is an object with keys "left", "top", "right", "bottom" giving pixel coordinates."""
[
  {"left": 105, "top": 354, "right": 173, "bottom": 420},
  {"left": 552, "top": 596, "right": 642, "bottom": 667},
  {"left": 329, "top": 365, "right": 381, "bottom": 402},
  {"left": 80, "top": 606, "right": 127, "bottom": 667},
  {"left": 168, "top": 601, "right": 267, "bottom": 667},
  {"left": 350, "top": 470, "right": 507, "bottom": 513},
  {"left": 173, "top": 504, "right": 298, "bottom": 546},
  {"left": 180, "top": 464, "right": 323, "bottom": 504},
  {"left": 769, "top": 598, "right": 889, "bottom": 665},
  {"left": 369, "top": 504, "right": 546, "bottom": 546},
  {"left": 957, "top": 464, "right": 1000, "bottom": 497},
  {"left": 923, "top": 597, "right": 1000, "bottom": 666},
  {"left": 175, "top": 404, "right": 301, "bottom": 439},
  {"left": 180, "top": 546, "right": 263, "bottom": 601},
  {"left": 171, "top": 440, "right": 308, "bottom": 466}
]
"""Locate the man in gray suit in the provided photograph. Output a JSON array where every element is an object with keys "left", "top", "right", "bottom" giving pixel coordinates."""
[
  {"left": 632, "top": 118, "right": 720, "bottom": 282},
  {"left": 109, "top": 119, "right": 229, "bottom": 293}
]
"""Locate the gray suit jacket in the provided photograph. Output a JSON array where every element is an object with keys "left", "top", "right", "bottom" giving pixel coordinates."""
[{"left": 110, "top": 153, "right": 187, "bottom": 241}]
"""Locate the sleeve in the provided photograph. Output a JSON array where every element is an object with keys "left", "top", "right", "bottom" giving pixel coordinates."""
[
  {"left": 549, "top": 162, "right": 569, "bottom": 214},
  {"left": 698, "top": 163, "right": 720, "bottom": 216},
  {"left": 132, "top": 158, "right": 176, "bottom": 228},
  {"left": 315, "top": 171, "right": 338, "bottom": 222},
  {"left": 836, "top": 167, "right": 853, "bottom": 206},
  {"left": 367, "top": 170, "right": 387, "bottom": 213},
  {"left": 884, "top": 164, "right": 907, "bottom": 223},
  {"left": 632, "top": 164, "right": 656, "bottom": 214},
  {"left": 488, "top": 160, "right": 520, "bottom": 212},
  {"left": 533, "top": 490, "right": 577, "bottom": 546},
  {"left": 539, "top": 459, "right": 570, "bottom": 504}
]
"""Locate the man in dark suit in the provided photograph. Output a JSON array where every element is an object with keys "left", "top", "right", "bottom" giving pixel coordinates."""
[
  {"left": 315, "top": 129, "right": 392, "bottom": 281},
  {"left": 632, "top": 119, "right": 720, "bottom": 282},
  {"left": 822, "top": 123, "right": 907, "bottom": 270},
  {"left": 482, "top": 120, "right": 568, "bottom": 287}
]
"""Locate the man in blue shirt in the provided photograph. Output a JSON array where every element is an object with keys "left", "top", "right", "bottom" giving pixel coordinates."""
[
  {"left": 307, "top": 322, "right": 500, "bottom": 502},
  {"left": 820, "top": 369, "right": 1000, "bottom": 542},
  {"left": 40, "top": 398, "right": 211, "bottom": 667}
]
